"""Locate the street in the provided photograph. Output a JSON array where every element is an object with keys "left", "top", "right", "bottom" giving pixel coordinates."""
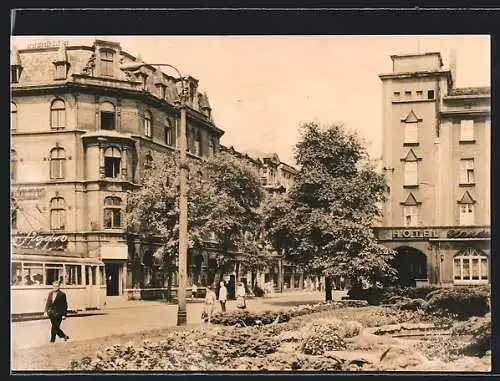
[{"left": 11, "top": 291, "right": 346, "bottom": 351}]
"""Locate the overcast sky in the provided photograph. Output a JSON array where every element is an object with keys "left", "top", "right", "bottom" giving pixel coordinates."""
[{"left": 11, "top": 35, "right": 490, "bottom": 165}]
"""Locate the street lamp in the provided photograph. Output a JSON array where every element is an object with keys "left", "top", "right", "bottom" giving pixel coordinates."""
[{"left": 120, "top": 60, "right": 189, "bottom": 326}]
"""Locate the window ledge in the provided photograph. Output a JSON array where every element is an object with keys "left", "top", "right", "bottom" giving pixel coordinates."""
[
  {"left": 403, "top": 142, "right": 419, "bottom": 147},
  {"left": 459, "top": 183, "right": 475, "bottom": 187},
  {"left": 403, "top": 185, "right": 419, "bottom": 189},
  {"left": 459, "top": 140, "right": 476, "bottom": 144}
]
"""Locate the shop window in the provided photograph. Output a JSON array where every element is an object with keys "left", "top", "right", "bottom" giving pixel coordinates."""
[
  {"left": 104, "top": 196, "right": 122, "bottom": 229},
  {"left": 11, "top": 102, "right": 17, "bottom": 131},
  {"left": 454, "top": 248, "right": 488, "bottom": 283},
  {"left": 104, "top": 147, "right": 121, "bottom": 178},
  {"left": 50, "top": 147, "right": 66, "bottom": 180},
  {"left": 50, "top": 197, "right": 66, "bottom": 230},
  {"left": 45, "top": 264, "right": 64, "bottom": 285},
  {"left": 11, "top": 262, "right": 22, "bottom": 286},
  {"left": 50, "top": 99, "right": 66, "bottom": 129},
  {"left": 404, "top": 161, "right": 418, "bottom": 186},
  {"left": 23, "top": 263, "right": 44, "bottom": 285},
  {"left": 460, "top": 159, "right": 475, "bottom": 184},
  {"left": 65, "top": 265, "right": 82, "bottom": 285},
  {"left": 459, "top": 203, "right": 475, "bottom": 226},
  {"left": 100, "top": 50, "right": 114, "bottom": 77},
  {"left": 144, "top": 111, "right": 152, "bottom": 137},
  {"left": 403, "top": 205, "right": 418, "bottom": 227},
  {"left": 100, "top": 102, "right": 116, "bottom": 130},
  {"left": 11, "top": 149, "right": 17, "bottom": 181}
]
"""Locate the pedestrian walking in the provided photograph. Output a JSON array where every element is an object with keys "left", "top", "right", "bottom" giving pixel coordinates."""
[
  {"left": 44, "top": 280, "right": 69, "bottom": 343},
  {"left": 203, "top": 285, "right": 217, "bottom": 323},
  {"left": 218, "top": 281, "right": 227, "bottom": 312},
  {"left": 191, "top": 282, "right": 198, "bottom": 300},
  {"left": 236, "top": 282, "right": 247, "bottom": 309}
]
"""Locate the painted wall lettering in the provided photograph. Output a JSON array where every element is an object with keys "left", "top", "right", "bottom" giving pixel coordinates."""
[
  {"left": 447, "top": 229, "right": 491, "bottom": 239},
  {"left": 12, "top": 231, "right": 68, "bottom": 251}
]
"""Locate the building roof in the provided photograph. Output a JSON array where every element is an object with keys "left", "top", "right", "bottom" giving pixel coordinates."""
[
  {"left": 449, "top": 86, "right": 490, "bottom": 96},
  {"left": 390, "top": 52, "right": 443, "bottom": 67}
]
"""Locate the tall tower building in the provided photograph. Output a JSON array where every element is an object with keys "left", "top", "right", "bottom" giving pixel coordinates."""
[{"left": 377, "top": 52, "right": 490, "bottom": 287}]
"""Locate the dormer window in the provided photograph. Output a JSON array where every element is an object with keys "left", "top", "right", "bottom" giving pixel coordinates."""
[{"left": 100, "top": 50, "right": 114, "bottom": 77}]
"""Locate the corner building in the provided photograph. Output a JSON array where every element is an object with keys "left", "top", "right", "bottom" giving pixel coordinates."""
[
  {"left": 10, "top": 39, "right": 223, "bottom": 311},
  {"left": 377, "top": 52, "right": 490, "bottom": 287}
]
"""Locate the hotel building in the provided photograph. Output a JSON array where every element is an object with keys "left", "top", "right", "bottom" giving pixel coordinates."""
[{"left": 377, "top": 52, "right": 490, "bottom": 287}]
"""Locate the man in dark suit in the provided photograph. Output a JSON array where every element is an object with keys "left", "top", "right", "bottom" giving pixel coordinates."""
[{"left": 44, "top": 280, "right": 70, "bottom": 343}]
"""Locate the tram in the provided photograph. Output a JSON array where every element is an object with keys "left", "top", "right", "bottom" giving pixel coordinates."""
[{"left": 11, "top": 248, "right": 106, "bottom": 315}]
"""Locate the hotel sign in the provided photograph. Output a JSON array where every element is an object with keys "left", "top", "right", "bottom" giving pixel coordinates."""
[
  {"left": 447, "top": 229, "right": 490, "bottom": 239},
  {"left": 12, "top": 231, "right": 68, "bottom": 251},
  {"left": 392, "top": 229, "right": 439, "bottom": 239}
]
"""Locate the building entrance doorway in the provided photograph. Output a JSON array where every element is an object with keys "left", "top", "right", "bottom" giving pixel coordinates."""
[
  {"left": 393, "top": 246, "right": 427, "bottom": 287},
  {"left": 105, "top": 262, "right": 120, "bottom": 296}
]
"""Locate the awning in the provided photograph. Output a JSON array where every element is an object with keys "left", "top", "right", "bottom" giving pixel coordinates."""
[{"left": 101, "top": 244, "right": 128, "bottom": 260}]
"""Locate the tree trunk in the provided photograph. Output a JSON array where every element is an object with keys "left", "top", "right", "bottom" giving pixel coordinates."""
[{"left": 325, "top": 276, "right": 333, "bottom": 302}]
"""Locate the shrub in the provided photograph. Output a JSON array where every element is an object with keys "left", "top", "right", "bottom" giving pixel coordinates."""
[
  {"left": 424, "top": 287, "right": 490, "bottom": 320},
  {"left": 452, "top": 314, "right": 491, "bottom": 356},
  {"left": 397, "top": 298, "right": 426, "bottom": 311},
  {"left": 299, "top": 319, "right": 356, "bottom": 355}
]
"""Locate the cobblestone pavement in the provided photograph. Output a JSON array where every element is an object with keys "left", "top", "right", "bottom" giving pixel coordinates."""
[{"left": 11, "top": 290, "right": 347, "bottom": 351}]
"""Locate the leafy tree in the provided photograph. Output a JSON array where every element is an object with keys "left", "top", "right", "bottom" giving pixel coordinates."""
[
  {"left": 125, "top": 150, "right": 267, "bottom": 296},
  {"left": 263, "top": 122, "right": 397, "bottom": 301}
]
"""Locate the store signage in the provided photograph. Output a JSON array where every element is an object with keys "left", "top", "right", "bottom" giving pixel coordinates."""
[
  {"left": 12, "top": 231, "right": 68, "bottom": 251},
  {"left": 13, "top": 188, "right": 46, "bottom": 201},
  {"left": 447, "top": 229, "right": 490, "bottom": 239},
  {"left": 392, "top": 229, "right": 439, "bottom": 239},
  {"left": 27, "top": 40, "right": 69, "bottom": 49}
]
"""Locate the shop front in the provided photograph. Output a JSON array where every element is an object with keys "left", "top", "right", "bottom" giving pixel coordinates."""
[
  {"left": 376, "top": 226, "right": 491, "bottom": 287},
  {"left": 100, "top": 243, "right": 128, "bottom": 297}
]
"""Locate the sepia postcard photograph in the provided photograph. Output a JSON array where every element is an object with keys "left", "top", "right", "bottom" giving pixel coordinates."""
[{"left": 10, "top": 30, "right": 491, "bottom": 373}]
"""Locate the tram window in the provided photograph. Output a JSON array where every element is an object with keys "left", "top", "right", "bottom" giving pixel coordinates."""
[
  {"left": 45, "top": 264, "right": 63, "bottom": 285},
  {"left": 23, "top": 263, "right": 44, "bottom": 286},
  {"left": 11, "top": 262, "right": 22, "bottom": 286},
  {"left": 66, "top": 265, "right": 82, "bottom": 285},
  {"left": 91, "top": 266, "right": 97, "bottom": 285},
  {"left": 99, "top": 266, "right": 106, "bottom": 285},
  {"left": 86, "top": 266, "right": 91, "bottom": 285}
]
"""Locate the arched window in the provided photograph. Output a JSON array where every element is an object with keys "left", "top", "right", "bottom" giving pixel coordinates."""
[
  {"left": 165, "top": 120, "right": 175, "bottom": 146},
  {"left": 50, "top": 99, "right": 66, "bottom": 129},
  {"left": 144, "top": 153, "right": 153, "bottom": 169},
  {"left": 50, "top": 197, "right": 66, "bottom": 230},
  {"left": 50, "top": 147, "right": 66, "bottom": 180},
  {"left": 11, "top": 102, "right": 17, "bottom": 131},
  {"left": 100, "top": 101, "right": 116, "bottom": 130},
  {"left": 104, "top": 147, "right": 121, "bottom": 178},
  {"left": 104, "top": 196, "right": 122, "bottom": 229},
  {"left": 144, "top": 111, "right": 152, "bottom": 138},
  {"left": 194, "top": 130, "right": 202, "bottom": 156},
  {"left": 11, "top": 149, "right": 17, "bottom": 181},
  {"left": 100, "top": 50, "right": 114, "bottom": 77},
  {"left": 454, "top": 248, "right": 488, "bottom": 283}
]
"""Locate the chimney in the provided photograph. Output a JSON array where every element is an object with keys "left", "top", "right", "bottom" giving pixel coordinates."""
[{"left": 449, "top": 49, "right": 457, "bottom": 89}]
